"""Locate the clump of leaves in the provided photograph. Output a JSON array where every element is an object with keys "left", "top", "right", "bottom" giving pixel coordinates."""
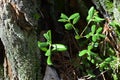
[
  {"left": 38, "top": 30, "right": 67, "bottom": 65},
  {"left": 58, "top": 13, "right": 80, "bottom": 39},
  {"left": 58, "top": 6, "right": 120, "bottom": 79}
]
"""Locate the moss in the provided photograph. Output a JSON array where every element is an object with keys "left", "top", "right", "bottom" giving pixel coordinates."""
[
  {"left": 114, "top": 0, "right": 120, "bottom": 12},
  {"left": 104, "top": 0, "right": 113, "bottom": 12},
  {"left": 118, "top": 7, "right": 120, "bottom": 12}
]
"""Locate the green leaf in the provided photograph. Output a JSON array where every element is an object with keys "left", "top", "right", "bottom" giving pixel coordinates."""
[
  {"left": 52, "top": 44, "right": 67, "bottom": 51},
  {"left": 79, "top": 50, "right": 88, "bottom": 56},
  {"left": 38, "top": 41, "right": 48, "bottom": 48},
  {"left": 60, "top": 13, "right": 68, "bottom": 19},
  {"left": 87, "top": 6, "right": 95, "bottom": 21},
  {"left": 38, "top": 41, "right": 48, "bottom": 51},
  {"left": 91, "top": 59, "right": 95, "bottom": 64},
  {"left": 43, "top": 30, "right": 52, "bottom": 44},
  {"left": 105, "top": 57, "right": 113, "bottom": 62},
  {"left": 96, "top": 27, "right": 102, "bottom": 33},
  {"left": 110, "top": 20, "right": 120, "bottom": 27},
  {"left": 99, "top": 62, "right": 107, "bottom": 69},
  {"left": 91, "top": 25, "right": 96, "bottom": 34},
  {"left": 112, "top": 74, "right": 118, "bottom": 80},
  {"left": 99, "top": 34, "right": 106, "bottom": 38},
  {"left": 94, "top": 16, "right": 104, "bottom": 23},
  {"left": 73, "top": 16, "right": 80, "bottom": 24},
  {"left": 92, "top": 35, "right": 97, "bottom": 42},
  {"left": 64, "top": 23, "right": 73, "bottom": 30},
  {"left": 85, "top": 32, "right": 92, "bottom": 38},
  {"left": 69, "top": 13, "right": 80, "bottom": 20},
  {"left": 40, "top": 47, "right": 48, "bottom": 52},
  {"left": 87, "top": 56, "right": 91, "bottom": 61},
  {"left": 88, "top": 45, "right": 93, "bottom": 51},
  {"left": 58, "top": 19, "right": 68, "bottom": 22},
  {"left": 75, "top": 35, "right": 80, "bottom": 40},
  {"left": 45, "top": 49, "right": 51, "bottom": 56},
  {"left": 47, "top": 56, "right": 53, "bottom": 65}
]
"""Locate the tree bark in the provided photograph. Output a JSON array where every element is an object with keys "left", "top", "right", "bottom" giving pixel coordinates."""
[
  {"left": 91, "top": 0, "right": 120, "bottom": 49},
  {"left": 0, "top": 0, "right": 41, "bottom": 80},
  {"left": 92, "top": 0, "right": 120, "bottom": 22}
]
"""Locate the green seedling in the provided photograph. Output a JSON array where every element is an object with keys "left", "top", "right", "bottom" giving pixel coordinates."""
[
  {"left": 38, "top": 30, "right": 67, "bottom": 65},
  {"left": 58, "top": 13, "right": 80, "bottom": 39}
]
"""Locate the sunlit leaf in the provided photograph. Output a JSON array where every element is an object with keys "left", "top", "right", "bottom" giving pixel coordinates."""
[
  {"left": 85, "top": 32, "right": 92, "bottom": 38},
  {"left": 45, "top": 49, "right": 51, "bottom": 56},
  {"left": 92, "top": 35, "right": 97, "bottom": 42},
  {"left": 87, "top": 56, "right": 91, "bottom": 61},
  {"left": 96, "top": 27, "right": 102, "bottom": 33},
  {"left": 58, "top": 19, "right": 68, "bottom": 22},
  {"left": 110, "top": 20, "right": 120, "bottom": 27},
  {"left": 99, "top": 62, "right": 107, "bottom": 69},
  {"left": 38, "top": 41, "right": 48, "bottom": 51},
  {"left": 91, "top": 25, "right": 96, "bottom": 34},
  {"left": 91, "top": 59, "right": 95, "bottom": 64},
  {"left": 52, "top": 44, "right": 67, "bottom": 51},
  {"left": 47, "top": 56, "right": 53, "bottom": 65},
  {"left": 94, "top": 16, "right": 104, "bottom": 23},
  {"left": 69, "top": 13, "right": 80, "bottom": 20},
  {"left": 87, "top": 6, "right": 95, "bottom": 21},
  {"left": 38, "top": 41, "right": 48, "bottom": 48},
  {"left": 64, "top": 23, "right": 73, "bottom": 30},
  {"left": 79, "top": 50, "right": 88, "bottom": 56},
  {"left": 88, "top": 45, "right": 93, "bottom": 51},
  {"left": 60, "top": 13, "right": 68, "bottom": 19},
  {"left": 75, "top": 35, "right": 80, "bottom": 40},
  {"left": 99, "top": 34, "right": 106, "bottom": 38},
  {"left": 105, "top": 57, "right": 113, "bottom": 62},
  {"left": 40, "top": 47, "right": 48, "bottom": 52},
  {"left": 43, "top": 30, "right": 52, "bottom": 44},
  {"left": 73, "top": 16, "right": 80, "bottom": 24},
  {"left": 112, "top": 74, "right": 118, "bottom": 80}
]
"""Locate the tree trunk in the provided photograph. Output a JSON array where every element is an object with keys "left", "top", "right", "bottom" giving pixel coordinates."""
[
  {"left": 92, "top": 0, "right": 120, "bottom": 22},
  {"left": 91, "top": 0, "right": 120, "bottom": 50},
  {"left": 0, "top": 0, "right": 41, "bottom": 80}
]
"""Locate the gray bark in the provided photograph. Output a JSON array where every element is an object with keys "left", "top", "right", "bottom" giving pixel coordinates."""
[
  {"left": 92, "top": 0, "right": 120, "bottom": 22},
  {"left": 0, "top": 0, "right": 41, "bottom": 80},
  {"left": 91, "top": 0, "right": 120, "bottom": 48}
]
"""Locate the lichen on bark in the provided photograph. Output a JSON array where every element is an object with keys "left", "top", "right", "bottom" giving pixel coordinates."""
[
  {"left": 0, "top": 1, "right": 41, "bottom": 80},
  {"left": 113, "top": 0, "right": 120, "bottom": 21}
]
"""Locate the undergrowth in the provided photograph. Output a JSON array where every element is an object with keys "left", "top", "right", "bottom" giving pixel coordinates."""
[{"left": 38, "top": 6, "right": 120, "bottom": 80}]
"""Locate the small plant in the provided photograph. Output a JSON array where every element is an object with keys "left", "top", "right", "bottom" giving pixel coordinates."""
[
  {"left": 58, "top": 6, "right": 120, "bottom": 79},
  {"left": 38, "top": 30, "right": 67, "bottom": 65},
  {"left": 58, "top": 13, "right": 80, "bottom": 39}
]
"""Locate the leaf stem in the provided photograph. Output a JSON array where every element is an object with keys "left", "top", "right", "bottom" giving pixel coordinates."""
[
  {"left": 80, "top": 20, "right": 91, "bottom": 37},
  {"left": 80, "top": 11, "right": 98, "bottom": 37},
  {"left": 68, "top": 21, "right": 80, "bottom": 37},
  {"left": 72, "top": 24, "right": 80, "bottom": 36}
]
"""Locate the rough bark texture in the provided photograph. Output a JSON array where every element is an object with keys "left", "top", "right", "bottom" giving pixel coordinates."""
[
  {"left": 0, "top": 0, "right": 41, "bottom": 80},
  {"left": 92, "top": 0, "right": 120, "bottom": 22},
  {"left": 113, "top": 0, "right": 120, "bottom": 22},
  {"left": 91, "top": 0, "right": 120, "bottom": 55}
]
